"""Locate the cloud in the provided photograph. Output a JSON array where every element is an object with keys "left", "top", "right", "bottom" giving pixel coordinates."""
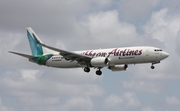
[
  {"left": 79, "top": 10, "right": 139, "bottom": 49},
  {"left": 175, "top": 30, "right": 180, "bottom": 57},
  {"left": 18, "top": 97, "right": 60, "bottom": 106},
  {"left": 104, "top": 92, "right": 141, "bottom": 110},
  {"left": 0, "top": 32, "right": 24, "bottom": 54},
  {"left": 20, "top": 69, "right": 42, "bottom": 81},
  {"left": 122, "top": 80, "right": 164, "bottom": 93},
  {"left": 15, "top": 96, "right": 94, "bottom": 111},
  {"left": 165, "top": 96, "right": 180, "bottom": 106},
  {"left": 0, "top": 69, "right": 105, "bottom": 97},
  {"left": 92, "top": 0, "right": 112, "bottom": 7},
  {"left": 62, "top": 97, "right": 94, "bottom": 111},
  {"left": 141, "top": 106, "right": 155, "bottom": 111},
  {"left": 0, "top": 98, "right": 14, "bottom": 111},
  {"left": 0, "top": 68, "right": 104, "bottom": 111},
  {"left": 143, "top": 8, "right": 180, "bottom": 44},
  {"left": 103, "top": 94, "right": 124, "bottom": 108},
  {"left": 0, "top": 0, "right": 88, "bottom": 33},
  {"left": 118, "top": 0, "right": 160, "bottom": 21}
]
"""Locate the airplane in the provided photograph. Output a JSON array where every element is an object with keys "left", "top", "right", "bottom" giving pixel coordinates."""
[{"left": 9, "top": 27, "right": 169, "bottom": 76}]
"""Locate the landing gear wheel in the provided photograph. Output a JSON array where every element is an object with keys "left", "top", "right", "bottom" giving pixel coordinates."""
[
  {"left": 96, "top": 70, "right": 102, "bottom": 76},
  {"left": 84, "top": 67, "right": 90, "bottom": 73},
  {"left": 151, "top": 66, "right": 155, "bottom": 69}
]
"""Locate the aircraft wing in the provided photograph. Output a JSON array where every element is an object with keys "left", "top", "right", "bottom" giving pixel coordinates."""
[
  {"left": 9, "top": 51, "right": 36, "bottom": 59},
  {"left": 38, "top": 43, "right": 92, "bottom": 64}
]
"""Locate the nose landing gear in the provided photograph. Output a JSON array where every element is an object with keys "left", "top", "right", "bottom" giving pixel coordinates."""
[{"left": 151, "top": 61, "right": 160, "bottom": 69}]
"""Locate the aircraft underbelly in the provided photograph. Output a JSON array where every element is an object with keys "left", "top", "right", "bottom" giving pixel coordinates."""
[
  {"left": 46, "top": 59, "right": 80, "bottom": 68},
  {"left": 110, "top": 56, "right": 144, "bottom": 65}
]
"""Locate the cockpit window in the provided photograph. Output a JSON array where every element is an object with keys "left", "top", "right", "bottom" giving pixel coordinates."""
[{"left": 154, "top": 49, "right": 163, "bottom": 51}]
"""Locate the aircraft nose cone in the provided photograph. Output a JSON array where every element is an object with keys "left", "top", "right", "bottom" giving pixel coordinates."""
[{"left": 163, "top": 52, "right": 169, "bottom": 58}]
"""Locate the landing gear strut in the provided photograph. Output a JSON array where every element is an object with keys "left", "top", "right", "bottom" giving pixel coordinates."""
[{"left": 84, "top": 67, "right": 90, "bottom": 73}]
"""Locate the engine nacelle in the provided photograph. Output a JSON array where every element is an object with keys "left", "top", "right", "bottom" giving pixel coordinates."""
[
  {"left": 108, "top": 64, "right": 128, "bottom": 71},
  {"left": 90, "top": 57, "right": 109, "bottom": 67}
]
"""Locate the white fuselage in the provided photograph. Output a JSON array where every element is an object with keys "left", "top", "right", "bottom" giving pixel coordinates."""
[
  {"left": 9, "top": 27, "right": 169, "bottom": 75},
  {"left": 45, "top": 46, "right": 169, "bottom": 68}
]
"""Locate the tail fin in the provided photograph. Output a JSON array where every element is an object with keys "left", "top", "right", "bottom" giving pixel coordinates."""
[{"left": 26, "top": 27, "right": 55, "bottom": 56}]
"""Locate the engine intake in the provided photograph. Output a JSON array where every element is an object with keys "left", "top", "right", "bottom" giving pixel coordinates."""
[{"left": 108, "top": 64, "right": 128, "bottom": 71}]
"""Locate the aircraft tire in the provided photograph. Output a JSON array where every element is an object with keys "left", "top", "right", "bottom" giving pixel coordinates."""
[
  {"left": 96, "top": 70, "right": 102, "bottom": 76},
  {"left": 151, "top": 66, "right": 155, "bottom": 69},
  {"left": 84, "top": 67, "right": 90, "bottom": 73}
]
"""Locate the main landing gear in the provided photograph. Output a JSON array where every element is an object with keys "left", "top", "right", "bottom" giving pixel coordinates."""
[
  {"left": 84, "top": 67, "right": 90, "bottom": 73},
  {"left": 96, "top": 69, "right": 102, "bottom": 76},
  {"left": 83, "top": 67, "right": 102, "bottom": 76}
]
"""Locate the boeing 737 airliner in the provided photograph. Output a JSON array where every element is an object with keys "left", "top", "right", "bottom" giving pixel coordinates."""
[{"left": 9, "top": 27, "right": 169, "bottom": 75}]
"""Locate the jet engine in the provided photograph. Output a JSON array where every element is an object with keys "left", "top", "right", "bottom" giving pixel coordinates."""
[
  {"left": 90, "top": 57, "right": 109, "bottom": 67},
  {"left": 108, "top": 64, "right": 128, "bottom": 71}
]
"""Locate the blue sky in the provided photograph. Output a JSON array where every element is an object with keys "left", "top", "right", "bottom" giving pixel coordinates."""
[{"left": 0, "top": 0, "right": 180, "bottom": 111}]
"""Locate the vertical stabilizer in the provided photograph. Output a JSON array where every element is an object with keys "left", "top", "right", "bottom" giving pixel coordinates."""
[{"left": 26, "top": 27, "right": 56, "bottom": 56}]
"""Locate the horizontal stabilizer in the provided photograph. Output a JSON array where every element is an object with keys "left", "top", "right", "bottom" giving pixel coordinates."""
[{"left": 9, "top": 51, "right": 36, "bottom": 59}]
